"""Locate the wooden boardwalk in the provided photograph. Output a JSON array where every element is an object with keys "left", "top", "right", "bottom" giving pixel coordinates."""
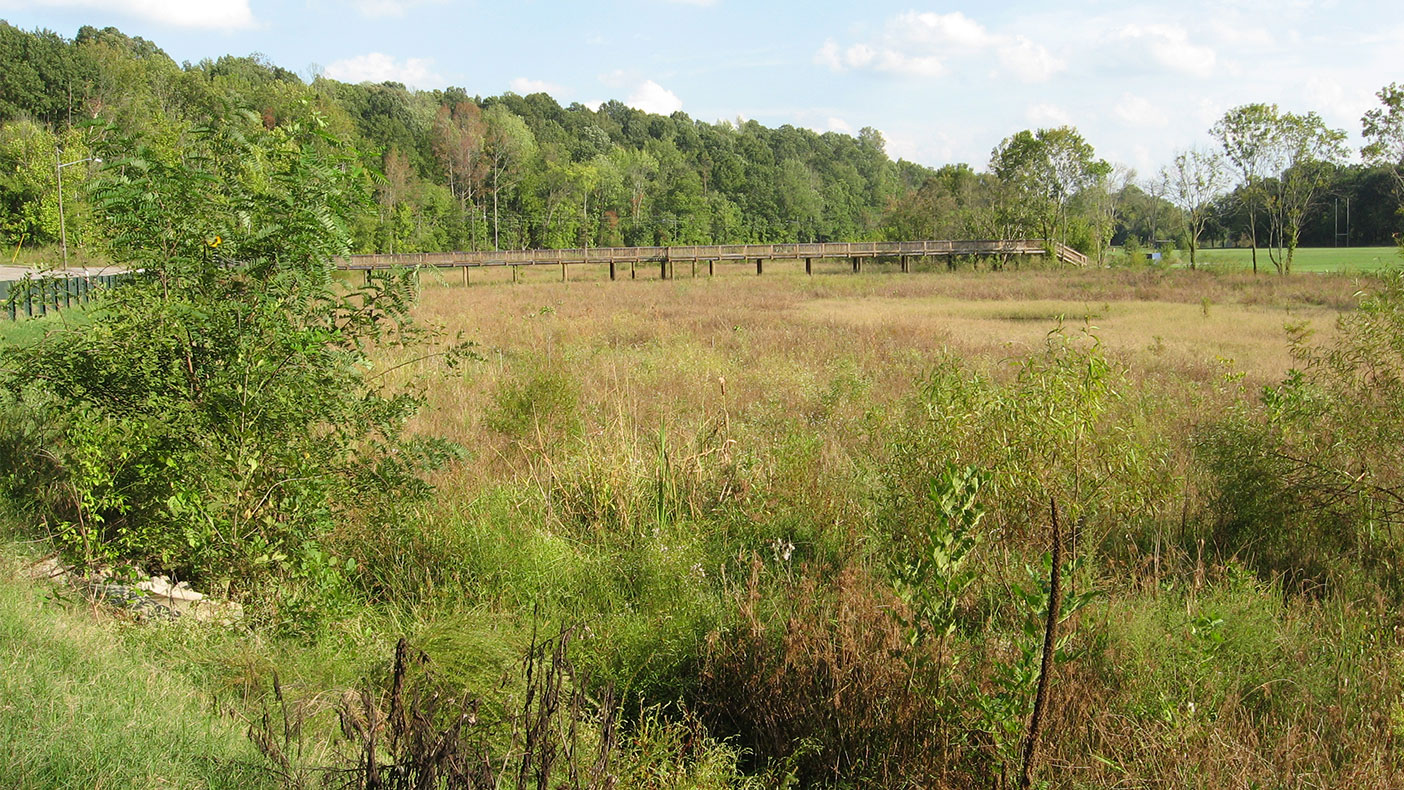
[{"left": 336, "top": 239, "right": 1088, "bottom": 281}]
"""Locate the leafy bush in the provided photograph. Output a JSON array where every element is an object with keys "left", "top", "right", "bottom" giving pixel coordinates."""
[
  {"left": 486, "top": 356, "right": 580, "bottom": 442},
  {"left": 1199, "top": 270, "right": 1404, "bottom": 596},
  {"left": 0, "top": 111, "right": 461, "bottom": 605}
]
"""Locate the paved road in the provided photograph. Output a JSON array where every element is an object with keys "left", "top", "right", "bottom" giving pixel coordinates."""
[{"left": 0, "top": 264, "right": 126, "bottom": 282}]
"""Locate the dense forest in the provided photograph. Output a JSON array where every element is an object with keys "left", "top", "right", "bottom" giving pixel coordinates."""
[{"left": 1, "top": 20, "right": 1401, "bottom": 264}]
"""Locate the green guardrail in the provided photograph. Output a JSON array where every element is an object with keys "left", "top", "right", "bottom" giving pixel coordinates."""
[{"left": 0, "top": 272, "right": 133, "bottom": 321}]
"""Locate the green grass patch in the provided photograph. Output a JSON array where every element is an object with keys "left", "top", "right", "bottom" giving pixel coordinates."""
[
  {"left": 0, "top": 307, "right": 94, "bottom": 345},
  {"left": 1195, "top": 246, "right": 1402, "bottom": 272},
  {"left": 0, "top": 565, "right": 272, "bottom": 789}
]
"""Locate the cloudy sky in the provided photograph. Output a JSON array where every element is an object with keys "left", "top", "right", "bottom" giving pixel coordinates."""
[{"left": 2, "top": 0, "right": 1399, "bottom": 174}]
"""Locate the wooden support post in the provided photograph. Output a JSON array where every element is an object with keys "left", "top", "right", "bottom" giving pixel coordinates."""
[
  {"left": 462, "top": 266, "right": 470, "bottom": 286},
  {"left": 364, "top": 269, "right": 371, "bottom": 286},
  {"left": 756, "top": 258, "right": 763, "bottom": 276},
  {"left": 610, "top": 260, "right": 617, "bottom": 281},
  {"left": 691, "top": 260, "right": 697, "bottom": 278},
  {"left": 631, "top": 261, "right": 636, "bottom": 279},
  {"left": 512, "top": 265, "right": 519, "bottom": 284},
  {"left": 661, "top": 260, "right": 669, "bottom": 280},
  {"left": 805, "top": 257, "right": 812, "bottom": 276},
  {"left": 901, "top": 255, "right": 910, "bottom": 273},
  {"left": 708, "top": 260, "right": 714, "bottom": 277},
  {"left": 561, "top": 262, "right": 568, "bottom": 282}
]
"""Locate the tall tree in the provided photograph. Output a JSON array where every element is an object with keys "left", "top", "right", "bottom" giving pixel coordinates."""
[
  {"left": 1162, "top": 147, "right": 1229, "bottom": 269},
  {"left": 380, "top": 146, "right": 415, "bottom": 254},
  {"left": 430, "top": 101, "right": 486, "bottom": 249},
  {"left": 1262, "top": 112, "right": 1348, "bottom": 274},
  {"left": 1362, "top": 83, "right": 1404, "bottom": 199},
  {"left": 1083, "top": 165, "right": 1134, "bottom": 266},
  {"left": 1212, "top": 104, "right": 1281, "bottom": 274},
  {"left": 481, "top": 104, "right": 536, "bottom": 250},
  {"left": 990, "top": 126, "right": 1109, "bottom": 251}
]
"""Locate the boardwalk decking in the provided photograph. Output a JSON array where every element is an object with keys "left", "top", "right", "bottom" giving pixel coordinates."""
[{"left": 336, "top": 239, "right": 1088, "bottom": 280}]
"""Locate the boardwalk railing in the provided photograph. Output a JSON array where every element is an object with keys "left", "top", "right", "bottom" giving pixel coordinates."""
[
  {"left": 336, "top": 239, "right": 1087, "bottom": 276},
  {"left": 1, "top": 272, "right": 132, "bottom": 321}
]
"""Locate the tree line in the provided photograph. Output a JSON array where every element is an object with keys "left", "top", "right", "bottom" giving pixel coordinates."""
[{"left": 2, "top": 21, "right": 1402, "bottom": 268}]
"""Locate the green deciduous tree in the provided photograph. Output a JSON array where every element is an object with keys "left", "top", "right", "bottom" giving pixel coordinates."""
[
  {"left": 482, "top": 104, "right": 536, "bottom": 250},
  {"left": 991, "top": 126, "right": 1109, "bottom": 252},
  {"left": 1363, "top": 82, "right": 1404, "bottom": 253},
  {"left": 1213, "top": 104, "right": 1281, "bottom": 274},
  {"left": 430, "top": 101, "right": 486, "bottom": 249},
  {"left": 1162, "top": 147, "right": 1229, "bottom": 269},
  {"left": 1262, "top": 112, "right": 1348, "bottom": 274},
  {"left": 0, "top": 120, "right": 99, "bottom": 250}
]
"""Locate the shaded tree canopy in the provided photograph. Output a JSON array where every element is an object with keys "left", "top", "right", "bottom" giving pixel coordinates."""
[{"left": 0, "top": 20, "right": 1400, "bottom": 259}]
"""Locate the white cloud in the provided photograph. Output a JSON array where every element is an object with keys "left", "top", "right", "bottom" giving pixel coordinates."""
[
  {"left": 826, "top": 117, "right": 853, "bottom": 134},
  {"left": 815, "top": 40, "right": 843, "bottom": 70},
  {"left": 997, "top": 36, "right": 1064, "bottom": 83},
  {"left": 1204, "top": 17, "right": 1274, "bottom": 49},
  {"left": 598, "top": 69, "right": 631, "bottom": 89},
  {"left": 7, "top": 0, "right": 254, "bottom": 28},
  {"left": 1116, "top": 24, "right": 1217, "bottom": 78},
  {"left": 510, "top": 77, "right": 565, "bottom": 95},
  {"left": 885, "top": 129, "right": 960, "bottom": 164},
  {"left": 816, "top": 11, "right": 1062, "bottom": 83},
  {"left": 324, "top": 53, "right": 442, "bottom": 87},
  {"left": 900, "top": 11, "right": 994, "bottom": 51},
  {"left": 353, "top": 0, "right": 445, "bottom": 18},
  {"left": 626, "top": 80, "right": 683, "bottom": 115},
  {"left": 817, "top": 38, "right": 947, "bottom": 78},
  {"left": 1113, "top": 93, "right": 1169, "bottom": 128},
  {"left": 1026, "top": 103, "right": 1074, "bottom": 127},
  {"left": 1303, "top": 76, "right": 1375, "bottom": 131}
]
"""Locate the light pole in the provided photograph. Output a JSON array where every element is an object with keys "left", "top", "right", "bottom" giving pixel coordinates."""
[{"left": 55, "top": 150, "right": 102, "bottom": 270}]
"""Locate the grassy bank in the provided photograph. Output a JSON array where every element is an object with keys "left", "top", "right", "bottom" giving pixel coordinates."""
[{"left": 0, "top": 555, "right": 272, "bottom": 789}]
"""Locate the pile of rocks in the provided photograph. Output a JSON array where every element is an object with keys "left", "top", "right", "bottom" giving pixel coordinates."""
[{"left": 24, "top": 555, "right": 243, "bottom": 624}]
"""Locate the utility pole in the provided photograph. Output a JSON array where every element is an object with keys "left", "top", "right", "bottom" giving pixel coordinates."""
[{"left": 1334, "top": 196, "right": 1351, "bottom": 248}]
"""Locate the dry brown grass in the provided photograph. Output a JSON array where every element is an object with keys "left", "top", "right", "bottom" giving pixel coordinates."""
[
  {"left": 370, "top": 266, "right": 1404, "bottom": 788},
  {"left": 406, "top": 267, "right": 1354, "bottom": 454},
  {"left": 393, "top": 267, "right": 1360, "bottom": 528}
]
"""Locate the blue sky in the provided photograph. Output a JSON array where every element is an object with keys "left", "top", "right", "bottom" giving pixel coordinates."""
[{"left": 2, "top": 0, "right": 1399, "bottom": 176}]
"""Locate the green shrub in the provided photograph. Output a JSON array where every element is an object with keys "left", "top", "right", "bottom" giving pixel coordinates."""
[
  {"left": 0, "top": 114, "right": 461, "bottom": 612},
  {"left": 487, "top": 357, "right": 580, "bottom": 441},
  {"left": 1198, "top": 271, "right": 1404, "bottom": 597}
]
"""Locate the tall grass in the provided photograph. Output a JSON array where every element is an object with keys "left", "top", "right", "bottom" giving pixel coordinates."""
[
  {"left": 0, "top": 557, "right": 273, "bottom": 789},
  {"left": 5, "top": 266, "right": 1404, "bottom": 787}
]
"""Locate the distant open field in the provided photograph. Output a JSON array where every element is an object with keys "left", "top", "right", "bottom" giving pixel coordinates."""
[
  {"left": 1194, "top": 245, "right": 1400, "bottom": 272},
  {"left": 408, "top": 265, "right": 1363, "bottom": 462}
]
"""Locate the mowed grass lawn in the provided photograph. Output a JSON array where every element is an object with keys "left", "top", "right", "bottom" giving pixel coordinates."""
[{"left": 1194, "top": 245, "right": 1401, "bottom": 272}]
